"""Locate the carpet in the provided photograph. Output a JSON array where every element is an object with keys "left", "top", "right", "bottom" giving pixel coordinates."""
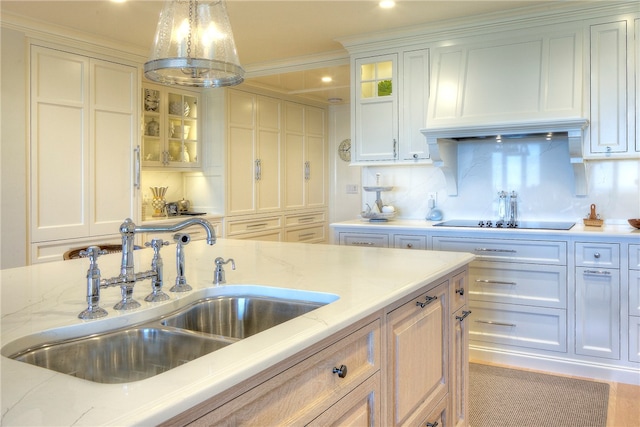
[{"left": 469, "top": 363, "right": 609, "bottom": 427}]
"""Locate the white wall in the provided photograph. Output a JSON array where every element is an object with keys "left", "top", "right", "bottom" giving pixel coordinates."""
[
  {"left": 1, "top": 27, "right": 28, "bottom": 269},
  {"left": 328, "top": 104, "right": 360, "bottom": 241}
]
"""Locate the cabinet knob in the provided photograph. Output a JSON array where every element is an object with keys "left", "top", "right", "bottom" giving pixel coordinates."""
[
  {"left": 332, "top": 364, "right": 347, "bottom": 378},
  {"left": 594, "top": 252, "right": 601, "bottom": 259},
  {"left": 406, "top": 243, "right": 413, "bottom": 248},
  {"left": 455, "top": 287, "right": 464, "bottom": 296}
]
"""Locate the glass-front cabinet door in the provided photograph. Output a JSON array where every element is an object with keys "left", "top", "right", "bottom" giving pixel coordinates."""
[
  {"left": 142, "top": 83, "right": 200, "bottom": 169},
  {"left": 353, "top": 54, "right": 398, "bottom": 162}
]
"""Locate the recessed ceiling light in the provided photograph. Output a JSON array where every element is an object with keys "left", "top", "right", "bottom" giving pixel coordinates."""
[
  {"left": 379, "top": 1, "right": 396, "bottom": 9},
  {"left": 322, "top": 76, "right": 332, "bottom": 83}
]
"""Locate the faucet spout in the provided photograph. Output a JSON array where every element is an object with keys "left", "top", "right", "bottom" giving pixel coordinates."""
[{"left": 133, "top": 217, "right": 216, "bottom": 245}]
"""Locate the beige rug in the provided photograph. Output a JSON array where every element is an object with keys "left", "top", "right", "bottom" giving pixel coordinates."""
[{"left": 469, "top": 363, "right": 609, "bottom": 427}]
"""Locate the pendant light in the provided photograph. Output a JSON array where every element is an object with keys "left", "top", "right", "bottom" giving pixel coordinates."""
[{"left": 144, "top": 0, "right": 244, "bottom": 87}]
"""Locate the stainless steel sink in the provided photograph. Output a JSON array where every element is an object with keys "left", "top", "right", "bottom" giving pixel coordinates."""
[
  {"left": 6, "top": 293, "right": 332, "bottom": 383},
  {"left": 161, "top": 295, "right": 326, "bottom": 339},
  {"left": 10, "top": 327, "right": 232, "bottom": 384}
]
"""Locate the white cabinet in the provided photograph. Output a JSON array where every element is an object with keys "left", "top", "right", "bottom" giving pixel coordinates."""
[
  {"left": 351, "top": 48, "right": 429, "bottom": 163},
  {"left": 433, "top": 236, "right": 568, "bottom": 353},
  {"left": 283, "top": 102, "right": 327, "bottom": 210},
  {"left": 588, "top": 20, "right": 637, "bottom": 158},
  {"left": 450, "top": 272, "right": 470, "bottom": 427},
  {"left": 226, "top": 90, "right": 282, "bottom": 216},
  {"left": 141, "top": 83, "right": 201, "bottom": 169},
  {"left": 628, "top": 245, "right": 640, "bottom": 363},
  {"left": 575, "top": 242, "right": 621, "bottom": 360},
  {"left": 29, "top": 45, "right": 137, "bottom": 263},
  {"left": 428, "top": 28, "right": 582, "bottom": 128}
]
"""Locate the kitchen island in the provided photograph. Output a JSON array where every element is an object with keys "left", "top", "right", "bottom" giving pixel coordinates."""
[{"left": 1, "top": 238, "right": 473, "bottom": 426}]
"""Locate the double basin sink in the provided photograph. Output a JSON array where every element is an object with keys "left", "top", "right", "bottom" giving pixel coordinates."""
[{"left": 4, "top": 291, "right": 336, "bottom": 384}]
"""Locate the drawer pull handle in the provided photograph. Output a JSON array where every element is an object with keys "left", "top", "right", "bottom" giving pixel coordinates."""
[
  {"left": 332, "top": 364, "right": 347, "bottom": 378},
  {"left": 455, "top": 287, "right": 464, "bottom": 295},
  {"left": 594, "top": 252, "right": 601, "bottom": 259},
  {"left": 476, "top": 320, "right": 516, "bottom": 327},
  {"left": 475, "top": 279, "right": 517, "bottom": 285},
  {"left": 297, "top": 217, "right": 314, "bottom": 223},
  {"left": 474, "top": 248, "right": 517, "bottom": 253},
  {"left": 455, "top": 310, "right": 472, "bottom": 322},
  {"left": 584, "top": 269, "right": 611, "bottom": 276},
  {"left": 246, "top": 223, "right": 268, "bottom": 229},
  {"left": 416, "top": 295, "right": 438, "bottom": 308},
  {"left": 426, "top": 422, "right": 439, "bottom": 427},
  {"left": 351, "top": 241, "right": 374, "bottom": 246},
  {"left": 298, "top": 232, "right": 315, "bottom": 240}
]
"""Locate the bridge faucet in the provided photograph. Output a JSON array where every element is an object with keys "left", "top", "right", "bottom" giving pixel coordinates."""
[{"left": 104, "top": 217, "right": 216, "bottom": 310}]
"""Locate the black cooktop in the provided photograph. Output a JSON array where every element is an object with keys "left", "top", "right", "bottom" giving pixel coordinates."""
[{"left": 433, "top": 219, "right": 575, "bottom": 230}]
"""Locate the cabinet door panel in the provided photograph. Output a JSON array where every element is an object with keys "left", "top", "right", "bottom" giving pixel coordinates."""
[
  {"left": 256, "top": 127, "right": 281, "bottom": 212},
  {"left": 91, "top": 60, "right": 136, "bottom": 235},
  {"left": 401, "top": 49, "right": 430, "bottom": 160},
  {"left": 227, "top": 127, "right": 255, "bottom": 215},
  {"left": 387, "top": 281, "right": 448, "bottom": 426},
  {"left": 306, "top": 133, "right": 326, "bottom": 208},
  {"left": 575, "top": 267, "right": 620, "bottom": 359}
]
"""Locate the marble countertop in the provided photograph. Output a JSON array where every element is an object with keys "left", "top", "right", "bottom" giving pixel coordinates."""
[
  {"left": 331, "top": 219, "right": 640, "bottom": 240},
  {"left": 1, "top": 238, "right": 473, "bottom": 426}
]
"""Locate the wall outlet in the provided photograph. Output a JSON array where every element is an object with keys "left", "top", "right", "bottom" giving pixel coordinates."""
[
  {"left": 346, "top": 184, "right": 359, "bottom": 194},
  {"left": 428, "top": 192, "right": 437, "bottom": 205}
]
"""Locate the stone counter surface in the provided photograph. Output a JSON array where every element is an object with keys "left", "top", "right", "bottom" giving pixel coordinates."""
[{"left": 1, "top": 238, "right": 473, "bottom": 426}]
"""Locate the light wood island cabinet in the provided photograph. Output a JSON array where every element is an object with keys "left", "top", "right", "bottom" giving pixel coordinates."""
[{"left": 161, "top": 268, "right": 469, "bottom": 427}]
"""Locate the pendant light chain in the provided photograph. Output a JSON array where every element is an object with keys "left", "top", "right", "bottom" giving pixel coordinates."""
[{"left": 186, "top": 0, "right": 194, "bottom": 60}]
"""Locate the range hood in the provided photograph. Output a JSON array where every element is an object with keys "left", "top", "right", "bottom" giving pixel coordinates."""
[{"left": 421, "top": 118, "right": 590, "bottom": 196}]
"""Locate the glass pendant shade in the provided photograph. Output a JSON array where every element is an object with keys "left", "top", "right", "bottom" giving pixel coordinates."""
[{"left": 144, "top": 0, "right": 244, "bottom": 87}]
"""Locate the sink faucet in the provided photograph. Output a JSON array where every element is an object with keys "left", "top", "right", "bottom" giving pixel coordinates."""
[{"left": 102, "top": 217, "right": 216, "bottom": 311}]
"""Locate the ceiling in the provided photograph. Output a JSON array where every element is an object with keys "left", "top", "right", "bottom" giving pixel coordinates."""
[{"left": 1, "top": 0, "right": 569, "bottom": 104}]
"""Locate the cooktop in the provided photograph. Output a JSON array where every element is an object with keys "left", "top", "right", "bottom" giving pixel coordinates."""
[{"left": 433, "top": 219, "right": 575, "bottom": 230}]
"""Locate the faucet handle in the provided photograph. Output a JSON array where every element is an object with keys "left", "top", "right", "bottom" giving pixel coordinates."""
[
  {"left": 145, "top": 239, "right": 170, "bottom": 253},
  {"left": 79, "top": 246, "right": 107, "bottom": 264}
]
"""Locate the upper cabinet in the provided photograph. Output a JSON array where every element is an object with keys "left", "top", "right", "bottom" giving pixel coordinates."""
[
  {"left": 586, "top": 18, "right": 639, "bottom": 159},
  {"left": 428, "top": 28, "right": 583, "bottom": 128},
  {"left": 142, "top": 82, "right": 201, "bottom": 169},
  {"left": 350, "top": 47, "right": 429, "bottom": 164}
]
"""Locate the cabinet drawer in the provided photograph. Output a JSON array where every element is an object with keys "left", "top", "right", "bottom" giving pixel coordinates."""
[
  {"left": 226, "top": 216, "right": 282, "bottom": 236},
  {"left": 285, "top": 225, "right": 326, "bottom": 243},
  {"left": 339, "top": 232, "right": 389, "bottom": 248},
  {"left": 394, "top": 234, "right": 426, "bottom": 250},
  {"left": 432, "top": 236, "right": 566, "bottom": 265},
  {"left": 190, "top": 319, "right": 381, "bottom": 426},
  {"left": 629, "top": 270, "right": 640, "bottom": 317},
  {"left": 575, "top": 242, "right": 619, "bottom": 268},
  {"left": 284, "top": 211, "right": 326, "bottom": 227},
  {"left": 470, "top": 261, "right": 567, "bottom": 309},
  {"left": 469, "top": 301, "right": 567, "bottom": 352},
  {"left": 629, "top": 245, "right": 640, "bottom": 270}
]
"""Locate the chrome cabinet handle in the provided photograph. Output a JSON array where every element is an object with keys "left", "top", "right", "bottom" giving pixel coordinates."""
[
  {"left": 455, "top": 287, "right": 464, "bottom": 295},
  {"left": 475, "top": 279, "right": 517, "bottom": 285},
  {"left": 474, "top": 248, "right": 517, "bottom": 253},
  {"left": 304, "top": 161, "right": 310, "bottom": 180},
  {"left": 594, "top": 252, "right": 601, "bottom": 259},
  {"left": 134, "top": 146, "right": 141, "bottom": 189},
  {"left": 584, "top": 269, "right": 611, "bottom": 276},
  {"left": 351, "top": 241, "right": 374, "bottom": 246},
  {"left": 416, "top": 295, "right": 438, "bottom": 308},
  {"left": 332, "top": 364, "right": 347, "bottom": 378},
  {"left": 476, "top": 319, "right": 516, "bottom": 327},
  {"left": 455, "top": 310, "right": 472, "bottom": 322},
  {"left": 255, "top": 159, "right": 262, "bottom": 181},
  {"left": 393, "top": 138, "right": 397, "bottom": 158}
]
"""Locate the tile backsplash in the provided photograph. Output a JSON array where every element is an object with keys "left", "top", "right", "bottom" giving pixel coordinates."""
[{"left": 362, "top": 137, "right": 640, "bottom": 224}]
